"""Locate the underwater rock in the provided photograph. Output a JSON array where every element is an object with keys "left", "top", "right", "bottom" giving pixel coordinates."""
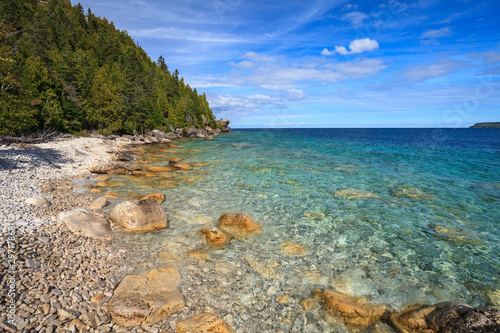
[
  {"left": 177, "top": 312, "right": 234, "bottom": 333},
  {"left": 96, "top": 180, "right": 125, "bottom": 187},
  {"left": 334, "top": 189, "right": 379, "bottom": 200},
  {"left": 218, "top": 213, "right": 262, "bottom": 237},
  {"left": 89, "top": 197, "right": 108, "bottom": 210},
  {"left": 282, "top": 241, "right": 307, "bottom": 256},
  {"left": 109, "top": 267, "right": 184, "bottom": 327},
  {"left": 109, "top": 199, "right": 168, "bottom": 232},
  {"left": 159, "top": 181, "right": 178, "bottom": 188},
  {"left": 390, "top": 301, "right": 500, "bottom": 333},
  {"left": 303, "top": 211, "right": 325, "bottom": 219},
  {"left": 429, "top": 224, "right": 485, "bottom": 245},
  {"left": 313, "top": 289, "right": 389, "bottom": 331},
  {"left": 105, "top": 192, "right": 121, "bottom": 198},
  {"left": 200, "top": 227, "right": 229, "bottom": 248},
  {"left": 188, "top": 249, "right": 211, "bottom": 261},
  {"left": 390, "top": 186, "right": 431, "bottom": 200},
  {"left": 145, "top": 166, "right": 172, "bottom": 172},
  {"left": 138, "top": 192, "right": 165, "bottom": 203},
  {"left": 170, "top": 161, "right": 191, "bottom": 170},
  {"left": 58, "top": 209, "right": 112, "bottom": 239}
]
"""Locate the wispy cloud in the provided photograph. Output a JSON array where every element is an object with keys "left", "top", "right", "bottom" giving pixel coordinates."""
[
  {"left": 398, "top": 59, "right": 465, "bottom": 82},
  {"left": 341, "top": 11, "right": 368, "bottom": 27},
  {"left": 129, "top": 27, "right": 249, "bottom": 43},
  {"left": 421, "top": 27, "right": 453, "bottom": 38}
]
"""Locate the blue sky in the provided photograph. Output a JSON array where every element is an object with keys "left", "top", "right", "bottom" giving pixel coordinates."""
[{"left": 79, "top": 0, "right": 500, "bottom": 128}]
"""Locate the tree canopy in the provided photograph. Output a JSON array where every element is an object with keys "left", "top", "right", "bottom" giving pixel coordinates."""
[{"left": 0, "top": 0, "right": 217, "bottom": 136}]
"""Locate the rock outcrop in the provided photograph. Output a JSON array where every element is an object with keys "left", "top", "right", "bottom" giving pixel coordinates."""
[
  {"left": 109, "top": 199, "right": 168, "bottom": 232},
  {"left": 218, "top": 213, "right": 261, "bottom": 237},
  {"left": 109, "top": 267, "right": 185, "bottom": 327},
  {"left": 58, "top": 209, "right": 112, "bottom": 239},
  {"left": 177, "top": 313, "right": 234, "bottom": 333},
  {"left": 313, "top": 289, "right": 389, "bottom": 331},
  {"left": 183, "top": 127, "right": 205, "bottom": 138},
  {"left": 391, "top": 301, "right": 500, "bottom": 333}
]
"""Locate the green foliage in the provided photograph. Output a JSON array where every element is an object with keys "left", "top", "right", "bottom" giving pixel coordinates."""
[{"left": 0, "top": 0, "right": 216, "bottom": 136}]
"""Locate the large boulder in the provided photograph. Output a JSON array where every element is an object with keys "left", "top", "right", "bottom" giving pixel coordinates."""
[
  {"left": 109, "top": 199, "right": 168, "bottom": 232},
  {"left": 109, "top": 267, "right": 185, "bottom": 327},
  {"left": 218, "top": 213, "right": 261, "bottom": 237},
  {"left": 183, "top": 127, "right": 205, "bottom": 138},
  {"left": 313, "top": 289, "right": 389, "bottom": 331},
  {"left": 58, "top": 209, "right": 112, "bottom": 239},
  {"left": 216, "top": 119, "right": 230, "bottom": 127},
  {"left": 391, "top": 302, "right": 500, "bottom": 333},
  {"left": 177, "top": 313, "right": 234, "bottom": 333}
]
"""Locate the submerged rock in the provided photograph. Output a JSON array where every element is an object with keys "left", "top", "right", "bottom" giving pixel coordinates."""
[
  {"left": 335, "top": 189, "right": 379, "bottom": 200},
  {"left": 58, "top": 209, "right": 112, "bottom": 239},
  {"left": 282, "top": 241, "right": 307, "bottom": 256},
  {"left": 200, "top": 227, "right": 229, "bottom": 248},
  {"left": 138, "top": 192, "right": 165, "bottom": 203},
  {"left": 177, "top": 312, "right": 234, "bottom": 333},
  {"left": 391, "top": 301, "right": 500, "bottom": 333},
  {"left": 218, "top": 212, "right": 262, "bottom": 237},
  {"left": 313, "top": 289, "right": 389, "bottom": 331},
  {"left": 109, "top": 267, "right": 184, "bottom": 327},
  {"left": 109, "top": 199, "right": 168, "bottom": 232},
  {"left": 390, "top": 186, "right": 431, "bottom": 200}
]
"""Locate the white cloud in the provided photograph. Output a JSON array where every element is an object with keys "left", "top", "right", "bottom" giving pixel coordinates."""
[
  {"left": 421, "top": 27, "right": 453, "bottom": 38},
  {"left": 323, "top": 38, "right": 379, "bottom": 56},
  {"left": 129, "top": 27, "right": 248, "bottom": 43},
  {"left": 328, "top": 59, "right": 387, "bottom": 78},
  {"left": 399, "top": 59, "right": 464, "bottom": 82},
  {"left": 243, "top": 52, "right": 279, "bottom": 62},
  {"left": 342, "top": 4, "right": 358, "bottom": 11},
  {"left": 229, "top": 61, "right": 254, "bottom": 69},
  {"left": 321, "top": 48, "right": 335, "bottom": 56},
  {"left": 341, "top": 11, "right": 368, "bottom": 27}
]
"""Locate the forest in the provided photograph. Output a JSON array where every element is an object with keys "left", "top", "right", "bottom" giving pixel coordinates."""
[{"left": 0, "top": 0, "right": 218, "bottom": 136}]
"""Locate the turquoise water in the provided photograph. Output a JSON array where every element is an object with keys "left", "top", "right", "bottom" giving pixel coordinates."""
[{"left": 104, "top": 128, "right": 500, "bottom": 314}]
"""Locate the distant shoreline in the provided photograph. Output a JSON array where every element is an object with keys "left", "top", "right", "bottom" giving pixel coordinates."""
[{"left": 470, "top": 122, "right": 500, "bottom": 128}]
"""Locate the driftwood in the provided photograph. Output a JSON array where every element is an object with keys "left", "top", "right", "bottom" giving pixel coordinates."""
[{"left": 0, "top": 129, "right": 67, "bottom": 145}]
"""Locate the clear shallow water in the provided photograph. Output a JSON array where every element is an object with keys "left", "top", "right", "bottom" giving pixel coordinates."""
[{"left": 99, "top": 128, "right": 499, "bottom": 316}]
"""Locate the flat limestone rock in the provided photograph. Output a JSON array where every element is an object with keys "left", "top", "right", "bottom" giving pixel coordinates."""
[
  {"left": 109, "top": 267, "right": 185, "bottom": 327},
  {"left": 89, "top": 197, "right": 108, "bottom": 210},
  {"left": 218, "top": 213, "right": 262, "bottom": 238},
  {"left": 26, "top": 197, "right": 51, "bottom": 207},
  {"left": 58, "top": 209, "right": 112, "bottom": 239},
  {"left": 109, "top": 199, "right": 168, "bottom": 232},
  {"left": 334, "top": 189, "right": 379, "bottom": 200},
  {"left": 177, "top": 313, "right": 234, "bottom": 333},
  {"left": 313, "top": 289, "right": 389, "bottom": 331}
]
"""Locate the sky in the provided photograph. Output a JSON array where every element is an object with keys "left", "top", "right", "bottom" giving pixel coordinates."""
[{"left": 78, "top": 0, "right": 500, "bottom": 128}]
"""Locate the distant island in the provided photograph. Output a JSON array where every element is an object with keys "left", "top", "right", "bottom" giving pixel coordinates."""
[{"left": 470, "top": 122, "right": 500, "bottom": 128}]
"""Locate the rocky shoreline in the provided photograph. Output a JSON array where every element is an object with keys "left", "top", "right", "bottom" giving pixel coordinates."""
[{"left": 1, "top": 125, "right": 499, "bottom": 333}]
